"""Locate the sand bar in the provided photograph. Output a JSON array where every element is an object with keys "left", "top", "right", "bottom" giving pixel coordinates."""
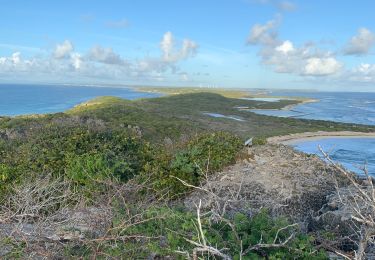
[{"left": 267, "top": 131, "right": 375, "bottom": 145}]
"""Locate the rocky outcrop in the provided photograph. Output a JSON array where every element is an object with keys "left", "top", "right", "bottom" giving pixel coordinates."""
[{"left": 185, "top": 144, "right": 344, "bottom": 224}]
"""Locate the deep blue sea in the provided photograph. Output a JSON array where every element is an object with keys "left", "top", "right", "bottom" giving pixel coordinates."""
[
  {"left": 0, "top": 84, "right": 159, "bottom": 116},
  {"left": 251, "top": 90, "right": 375, "bottom": 175}
]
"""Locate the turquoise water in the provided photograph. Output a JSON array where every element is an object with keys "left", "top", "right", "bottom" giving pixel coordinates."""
[
  {"left": 0, "top": 84, "right": 159, "bottom": 116},
  {"left": 251, "top": 91, "right": 375, "bottom": 126},
  {"left": 292, "top": 137, "right": 375, "bottom": 175},
  {"left": 249, "top": 91, "right": 375, "bottom": 175}
]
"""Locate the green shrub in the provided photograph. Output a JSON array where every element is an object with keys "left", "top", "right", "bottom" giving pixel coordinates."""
[
  {"left": 185, "top": 131, "right": 243, "bottom": 171},
  {"left": 65, "top": 152, "right": 113, "bottom": 194},
  {"left": 0, "top": 126, "right": 154, "bottom": 198},
  {"left": 67, "top": 207, "right": 326, "bottom": 259},
  {"left": 143, "top": 132, "right": 242, "bottom": 196},
  {"left": 252, "top": 136, "right": 268, "bottom": 145}
]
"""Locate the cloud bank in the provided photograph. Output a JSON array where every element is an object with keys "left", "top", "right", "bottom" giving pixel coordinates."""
[
  {"left": 246, "top": 18, "right": 375, "bottom": 84},
  {"left": 247, "top": 18, "right": 342, "bottom": 77},
  {"left": 0, "top": 32, "right": 198, "bottom": 83}
]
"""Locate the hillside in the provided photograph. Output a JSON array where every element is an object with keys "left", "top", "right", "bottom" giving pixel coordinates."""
[{"left": 0, "top": 93, "right": 374, "bottom": 258}]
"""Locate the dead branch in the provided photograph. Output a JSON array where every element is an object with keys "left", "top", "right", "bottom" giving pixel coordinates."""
[{"left": 319, "top": 146, "right": 375, "bottom": 260}]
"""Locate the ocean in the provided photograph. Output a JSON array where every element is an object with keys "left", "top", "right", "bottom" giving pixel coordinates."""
[
  {"left": 251, "top": 90, "right": 375, "bottom": 175},
  {"left": 0, "top": 84, "right": 159, "bottom": 116}
]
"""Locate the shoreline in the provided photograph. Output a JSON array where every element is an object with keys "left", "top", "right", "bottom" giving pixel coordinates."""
[
  {"left": 280, "top": 98, "right": 319, "bottom": 110},
  {"left": 136, "top": 87, "right": 320, "bottom": 111},
  {"left": 267, "top": 131, "right": 375, "bottom": 145},
  {"left": 249, "top": 98, "right": 319, "bottom": 111},
  {"left": 135, "top": 86, "right": 254, "bottom": 99}
]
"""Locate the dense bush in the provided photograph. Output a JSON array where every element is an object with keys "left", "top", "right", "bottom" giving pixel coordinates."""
[
  {"left": 0, "top": 123, "right": 153, "bottom": 196},
  {"left": 142, "top": 132, "right": 243, "bottom": 196},
  {"left": 0, "top": 120, "right": 243, "bottom": 199}
]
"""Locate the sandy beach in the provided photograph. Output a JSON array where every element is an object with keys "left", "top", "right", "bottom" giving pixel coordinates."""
[
  {"left": 280, "top": 98, "right": 319, "bottom": 111},
  {"left": 248, "top": 97, "right": 319, "bottom": 111},
  {"left": 267, "top": 131, "right": 375, "bottom": 145}
]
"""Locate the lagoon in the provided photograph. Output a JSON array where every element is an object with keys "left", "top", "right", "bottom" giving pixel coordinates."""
[{"left": 250, "top": 91, "right": 375, "bottom": 175}]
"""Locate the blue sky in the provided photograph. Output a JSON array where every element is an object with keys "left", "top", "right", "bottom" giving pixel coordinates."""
[{"left": 0, "top": 0, "right": 375, "bottom": 90}]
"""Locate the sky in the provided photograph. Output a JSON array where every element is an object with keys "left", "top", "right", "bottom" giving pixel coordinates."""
[{"left": 0, "top": 0, "right": 375, "bottom": 91}]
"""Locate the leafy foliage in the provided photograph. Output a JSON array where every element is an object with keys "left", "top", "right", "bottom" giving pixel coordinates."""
[
  {"left": 142, "top": 132, "right": 242, "bottom": 196},
  {"left": 0, "top": 122, "right": 153, "bottom": 196},
  {"left": 67, "top": 207, "right": 327, "bottom": 259}
]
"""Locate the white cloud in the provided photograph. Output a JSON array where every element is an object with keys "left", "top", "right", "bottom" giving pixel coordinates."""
[
  {"left": 160, "top": 31, "right": 174, "bottom": 61},
  {"left": 0, "top": 32, "right": 198, "bottom": 83},
  {"left": 70, "top": 53, "right": 83, "bottom": 70},
  {"left": 11, "top": 52, "right": 21, "bottom": 64},
  {"left": 88, "top": 46, "right": 125, "bottom": 65},
  {"left": 181, "top": 39, "right": 198, "bottom": 60},
  {"left": 247, "top": 19, "right": 279, "bottom": 46},
  {"left": 247, "top": 20, "right": 375, "bottom": 86},
  {"left": 347, "top": 63, "right": 375, "bottom": 82},
  {"left": 54, "top": 40, "right": 74, "bottom": 59},
  {"left": 0, "top": 52, "right": 35, "bottom": 73},
  {"left": 304, "top": 57, "right": 342, "bottom": 76},
  {"left": 275, "top": 40, "right": 294, "bottom": 53},
  {"left": 247, "top": 19, "right": 343, "bottom": 77},
  {"left": 344, "top": 28, "right": 375, "bottom": 56},
  {"left": 357, "top": 63, "right": 374, "bottom": 73},
  {"left": 160, "top": 31, "right": 198, "bottom": 62},
  {"left": 0, "top": 52, "right": 24, "bottom": 66}
]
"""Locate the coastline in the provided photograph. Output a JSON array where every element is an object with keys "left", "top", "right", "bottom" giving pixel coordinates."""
[
  {"left": 267, "top": 131, "right": 375, "bottom": 145},
  {"left": 136, "top": 86, "right": 320, "bottom": 111},
  {"left": 135, "top": 86, "right": 254, "bottom": 99},
  {"left": 249, "top": 98, "right": 319, "bottom": 111},
  {"left": 280, "top": 98, "right": 319, "bottom": 110}
]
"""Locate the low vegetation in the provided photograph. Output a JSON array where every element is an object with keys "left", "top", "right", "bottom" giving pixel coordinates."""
[{"left": 0, "top": 92, "right": 374, "bottom": 258}]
